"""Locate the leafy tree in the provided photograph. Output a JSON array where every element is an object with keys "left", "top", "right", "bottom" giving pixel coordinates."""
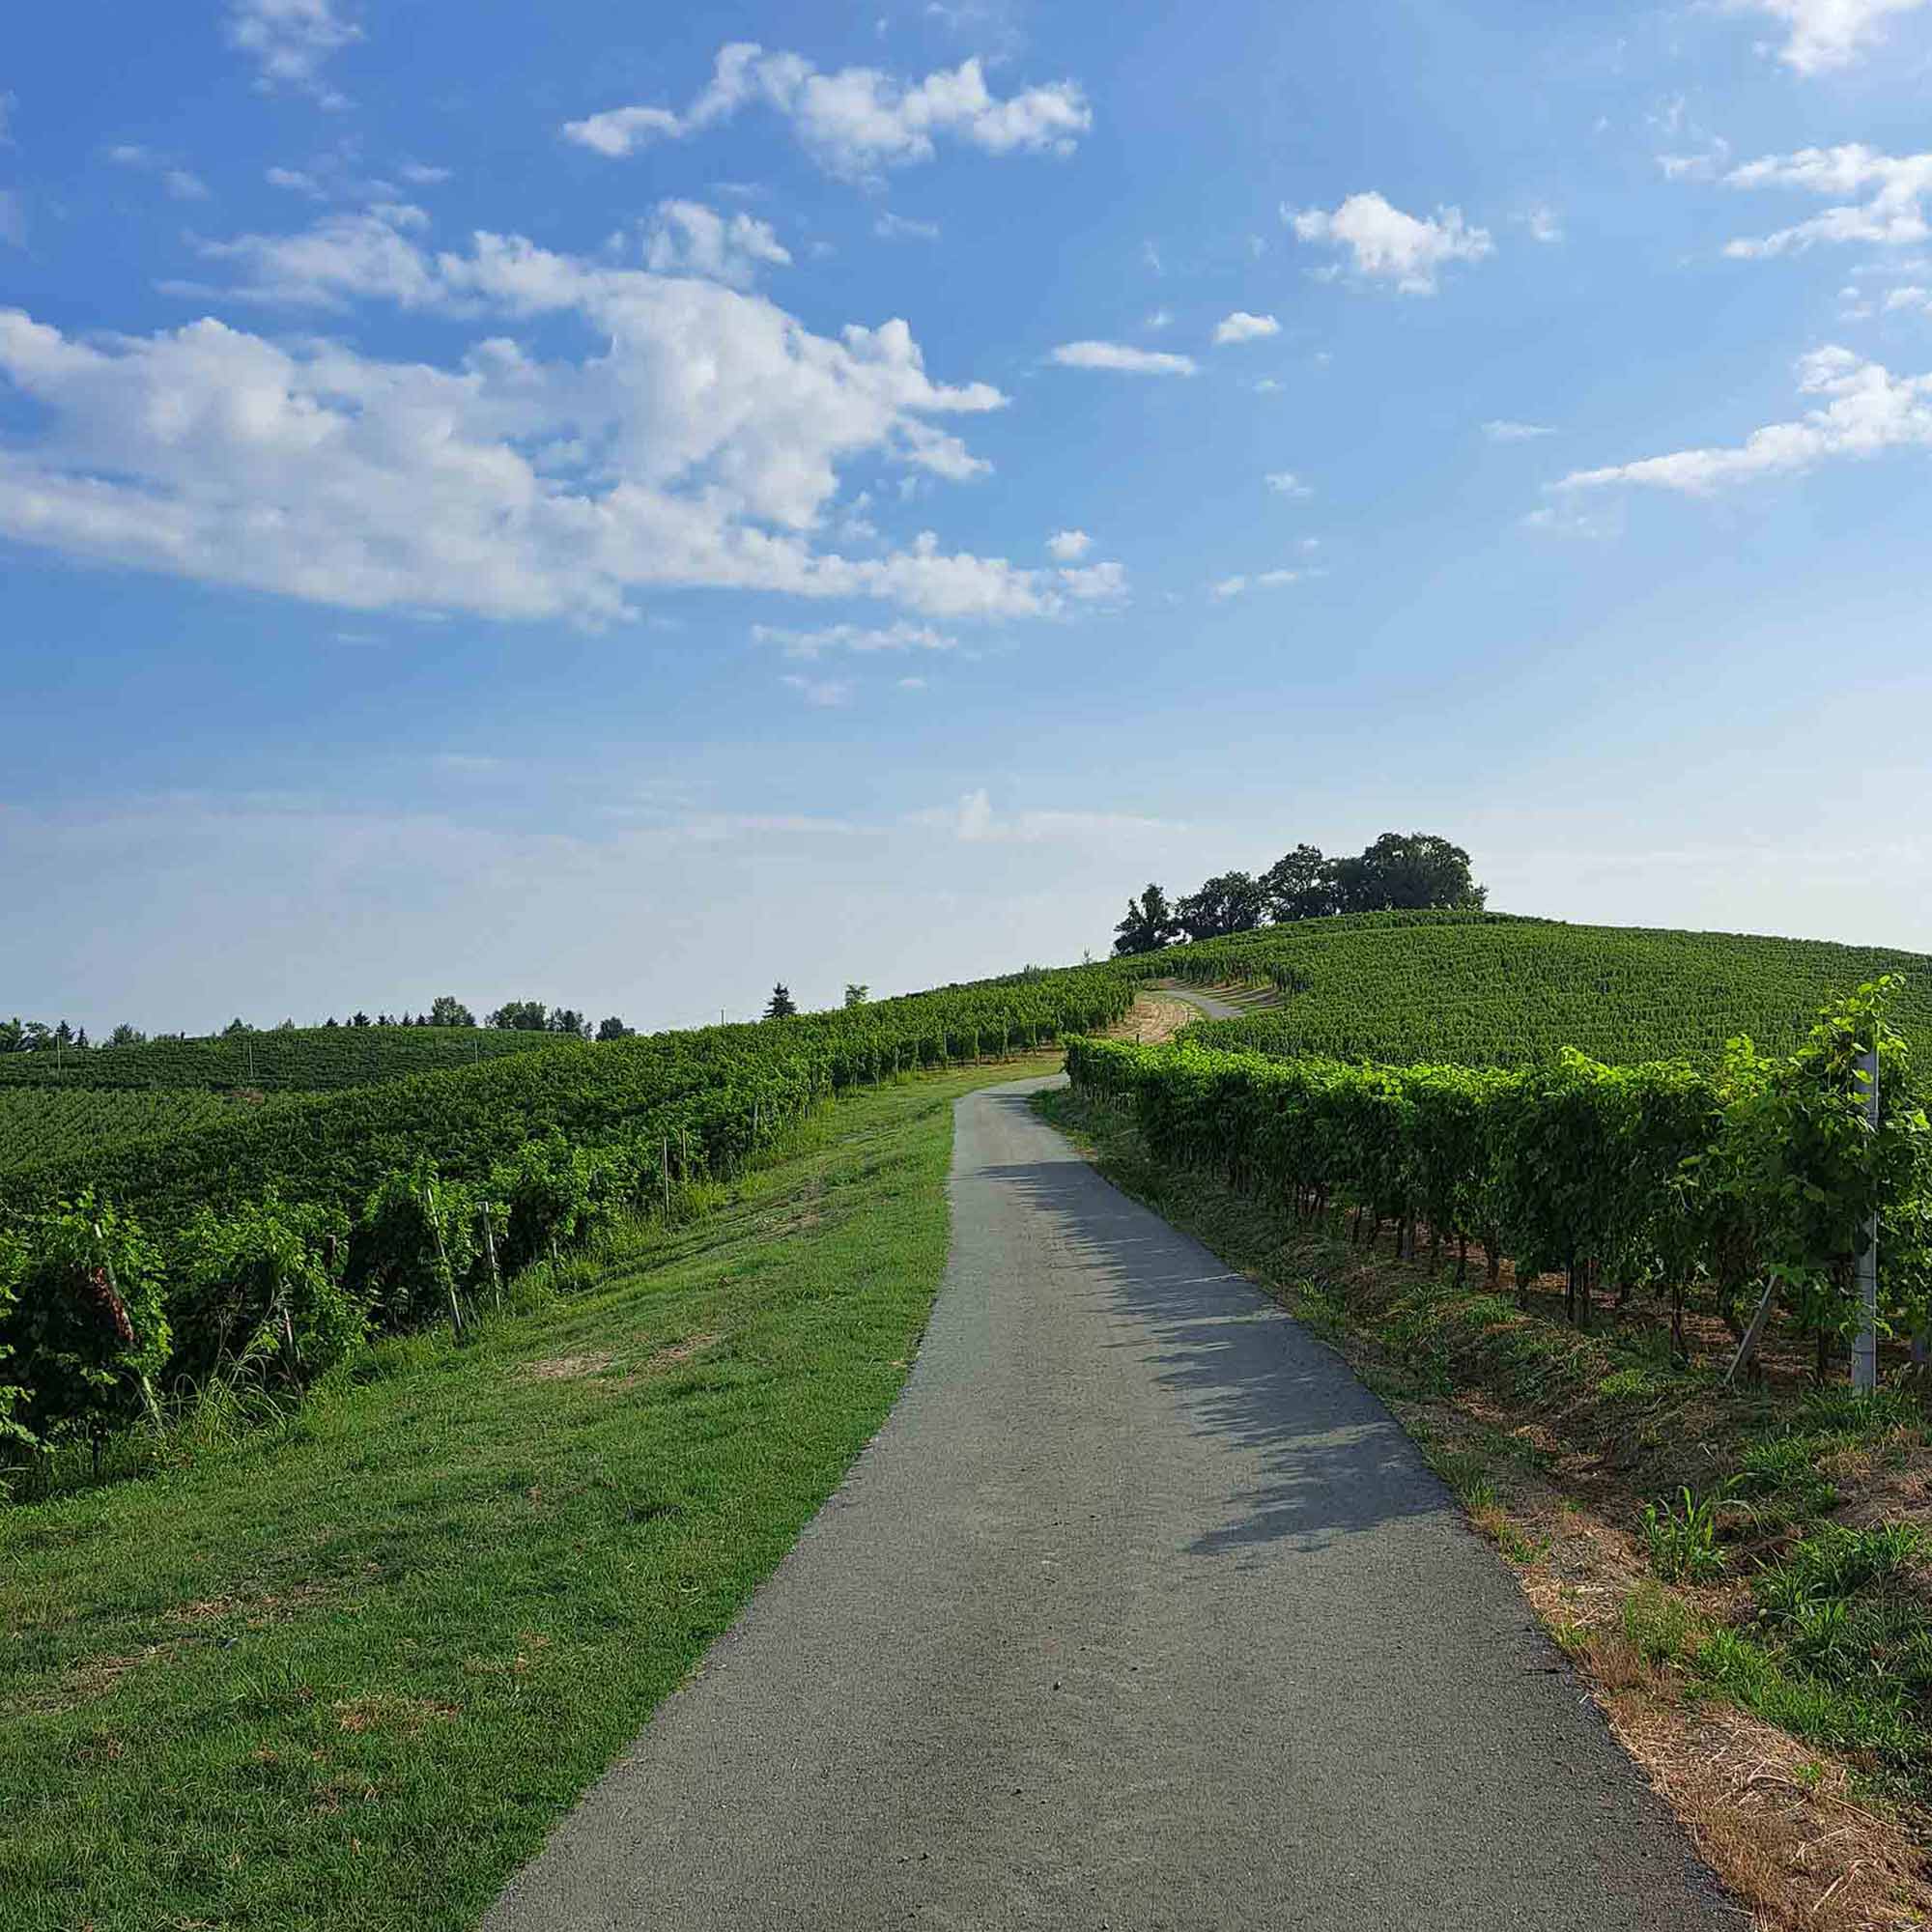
[
  {"left": 223, "top": 1017, "right": 250, "bottom": 1035},
  {"left": 596, "top": 1016, "right": 632, "bottom": 1041},
  {"left": 1329, "top": 833, "right": 1486, "bottom": 915},
  {"left": 547, "top": 1009, "right": 590, "bottom": 1039},
  {"left": 1260, "top": 843, "right": 1339, "bottom": 923},
  {"left": 765, "top": 983, "right": 798, "bottom": 1020},
  {"left": 1174, "top": 871, "right": 1267, "bottom": 943},
  {"left": 73, "top": 1028, "right": 90, "bottom": 1050},
  {"left": 1113, "top": 883, "right": 1177, "bottom": 956},
  {"left": 429, "top": 995, "right": 475, "bottom": 1028},
  {"left": 107, "top": 1023, "right": 146, "bottom": 1047},
  {"left": 488, "top": 1000, "right": 550, "bottom": 1032},
  {"left": 844, "top": 983, "right": 869, "bottom": 1008},
  {"left": 351, "top": 1011, "right": 372, "bottom": 1029}
]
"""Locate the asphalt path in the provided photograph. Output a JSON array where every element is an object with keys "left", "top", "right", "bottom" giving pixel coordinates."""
[
  {"left": 486, "top": 1076, "right": 1738, "bottom": 1932},
  {"left": 1150, "top": 980, "right": 1247, "bottom": 1020}
]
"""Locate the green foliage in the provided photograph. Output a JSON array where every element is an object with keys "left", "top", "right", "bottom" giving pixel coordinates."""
[
  {"left": 354, "top": 1162, "right": 480, "bottom": 1336},
  {"left": 0, "top": 1192, "right": 169, "bottom": 1445},
  {"left": 489, "top": 1132, "right": 605, "bottom": 1273},
  {"left": 0, "top": 1021, "right": 559, "bottom": 1094},
  {"left": 764, "top": 982, "right": 798, "bottom": 1019},
  {"left": 1124, "top": 910, "right": 1932, "bottom": 1067},
  {"left": 168, "top": 1193, "right": 362, "bottom": 1389},
  {"left": 1067, "top": 980, "right": 1930, "bottom": 1361},
  {"left": 1641, "top": 1487, "right": 1728, "bottom": 1582}
]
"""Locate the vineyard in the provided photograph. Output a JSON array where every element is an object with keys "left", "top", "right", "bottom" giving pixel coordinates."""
[
  {"left": 1117, "top": 911, "right": 1932, "bottom": 1066},
  {"left": 1067, "top": 978, "right": 1932, "bottom": 1366},
  {"left": 0, "top": 1023, "right": 567, "bottom": 1093},
  {"left": 0, "top": 968, "right": 1132, "bottom": 1457}
]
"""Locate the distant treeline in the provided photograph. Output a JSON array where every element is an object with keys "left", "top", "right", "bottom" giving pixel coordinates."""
[
  {"left": 1, "top": 997, "right": 637, "bottom": 1054},
  {"left": 1114, "top": 832, "right": 1486, "bottom": 955}
]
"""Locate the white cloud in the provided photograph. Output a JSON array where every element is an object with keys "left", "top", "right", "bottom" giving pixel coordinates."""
[
  {"left": 181, "top": 205, "right": 443, "bottom": 307},
  {"left": 1522, "top": 503, "right": 1618, "bottom": 539},
  {"left": 1212, "top": 309, "right": 1280, "bottom": 345},
  {"left": 1264, "top": 469, "right": 1311, "bottom": 496},
  {"left": 1211, "top": 568, "right": 1305, "bottom": 596},
  {"left": 1721, "top": 0, "right": 1931, "bottom": 73},
  {"left": 1144, "top": 307, "right": 1173, "bottom": 329},
  {"left": 227, "top": 0, "right": 361, "bottom": 105},
  {"left": 1483, "top": 419, "right": 1554, "bottom": 441},
  {"left": 1884, "top": 284, "right": 1932, "bottom": 312},
  {"left": 0, "top": 223, "right": 1063, "bottom": 626},
  {"left": 1557, "top": 346, "right": 1932, "bottom": 494},
  {"left": 781, "top": 673, "right": 854, "bottom": 707},
  {"left": 1720, "top": 146, "right": 1932, "bottom": 259},
  {"left": 1045, "top": 528, "right": 1091, "bottom": 560},
  {"left": 107, "top": 145, "right": 212, "bottom": 201},
  {"left": 1056, "top": 559, "right": 1127, "bottom": 602},
  {"left": 1287, "top": 190, "right": 1493, "bottom": 294},
  {"left": 874, "top": 211, "right": 941, "bottom": 242},
  {"left": 1049, "top": 340, "right": 1198, "bottom": 375},
  {"left": 753, "top": 620, "right": 955, "bottom": 657},
  {"left": 399, "top": 161, "right": 452, "bottom": 186},
  {"left": 644, "top": 199, "right": 790, "bottom": 286},
  {"left": 1521, "top": 203, "right": 1563, "bottom": 243},
  {"left": 562, "top": 43, "right": 1090, "bottom": 179}
]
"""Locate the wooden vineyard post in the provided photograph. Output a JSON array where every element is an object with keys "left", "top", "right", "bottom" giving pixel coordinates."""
[
  {"left": 481, "top": 1206, "right": 502, "bottom": 1309},
  {"left": 1852, "top": 1044, "right": 1881, "bottom": 1393},
  {"left": 427, "top": 1189, "right": 464, "bottom": 1342}
]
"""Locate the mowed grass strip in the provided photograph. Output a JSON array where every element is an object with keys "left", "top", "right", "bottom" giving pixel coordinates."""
[{"left": 1, "top": 1065, "right": 1021, "bottom": 1932}]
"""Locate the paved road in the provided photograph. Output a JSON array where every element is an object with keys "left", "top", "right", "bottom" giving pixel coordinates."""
[
  {"left": 1151, "top": 980, "right": 1247, "bottom": 1020},
  {"left": 486, "top": 1077, "right": 1737, "bottom": 1932}
]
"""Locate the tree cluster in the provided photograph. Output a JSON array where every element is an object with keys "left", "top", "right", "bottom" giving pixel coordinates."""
[
  {"left": 1, "top": 1019, "right": 92, "bottom": 1053},
  {"left": 1113, "top": 833, "right": 1486, "bottom": 956}
]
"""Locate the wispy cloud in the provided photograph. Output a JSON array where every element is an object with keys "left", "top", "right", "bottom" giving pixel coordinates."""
[
  {"left": 1049, "top": 339, "right": 1198, "bottom": 375},
  {"left": 227, "top": 0, "right": 361, "bottom": 106},
  {"left": 1483, "top": 419, "right": 1553, "bottom": 441},
  {"left": 1212, "top": 309, "right": 1280, "bottom": 345}
]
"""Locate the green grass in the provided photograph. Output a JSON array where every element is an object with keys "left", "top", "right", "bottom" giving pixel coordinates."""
[{"left": 0, "top": 1064, "right": 1020, "bottom": 1932}]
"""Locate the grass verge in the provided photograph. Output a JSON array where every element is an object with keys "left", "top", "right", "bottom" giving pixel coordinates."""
[
  {"left": 1040, "top": 1084, "right": 1932, "bottom": 1932},
  {"left": 1, "top": 1062, "right": 1038, "bottom": 1932}
]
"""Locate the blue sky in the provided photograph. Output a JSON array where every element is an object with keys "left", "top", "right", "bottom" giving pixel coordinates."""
[{"left": 4, "top": 0, "right": 1931, "bottom": 1032}]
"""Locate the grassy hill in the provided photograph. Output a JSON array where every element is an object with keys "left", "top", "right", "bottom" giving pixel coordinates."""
[{"left": 1123, "top": 911, "right": 1932, "bottom": 1066}]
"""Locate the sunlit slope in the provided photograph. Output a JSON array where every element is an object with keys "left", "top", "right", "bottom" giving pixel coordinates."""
[{"left": 1126, "top": 911, "right": 1932, "bottom": 1065}]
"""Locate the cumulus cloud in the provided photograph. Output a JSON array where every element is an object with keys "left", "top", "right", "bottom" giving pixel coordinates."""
[
  {"left": 1212, "top": 309, "right": 1280, "bottom": 344},
  {"left": 1483, "top": 419, "right": 1553, "bottom": 441},
  {"left": 1719, "top": 145, "right": 1932, "bottom": 258},
  {"left": 562, "top": 43, "right": 1090, "bottom": 179},
  {"left": 1557, "top": 346, "right": 1932, "bottom": 494},
  {"left": 0, "top": 220, "right": 1066, "bottom": 627},
  {"left": 227, "top": 0, "right": 361, "bottom": 104},
  {"left": 1286, "top": 190, "right": 1493, "bottom": 294},
  {"left": 1722, "top": 0, "right": 1930, "bottom": 73},
  {"left": 1045, "top": 528, "right": 1091, "bottom": 560},
  {"left": 643, "top": 199, "right": 790, "bottom": 286},
  {"left": 1056, "top": 559, "right": 1127, "bottom": 602},
  {"left": 1049, "top": 340, "right": 1198, "bottom": 375}
]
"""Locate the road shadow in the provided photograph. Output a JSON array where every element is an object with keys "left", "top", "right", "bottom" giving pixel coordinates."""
[{"left": 973, "top": 1095, "right": 1450, "bottom": 1562}]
